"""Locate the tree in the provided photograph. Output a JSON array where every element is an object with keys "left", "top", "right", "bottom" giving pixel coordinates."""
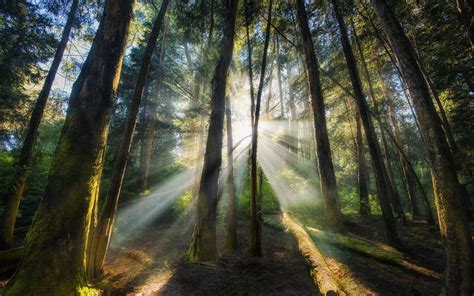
[
  {"left": 249, "top": 0, "right": 273, "bottom": 257},
  {"left": 330, "top": 0, "right": 398, "bottom": 243},
  {"left": 295, "top": 0, "right": 343, "bottom": 232},
  {"left": 4, "top": 0, "right": 135, "bottom": 294},
  {"left": 370, "top": 0, "right": 472, "bottom": 293},
  {"left": 0, "top": 0, "right": 80, "bottom": 250},
  {"left": 86, "top": 0, "right": 170, "bottom": 279},
  {"left": 138, "top": 20, "right": 170, "bottom": 193},
  {"left": 355, "top": 112, "right": 370, "bottom": 216},
  {"left": 188, "top": 0, "right": 239, "bottom": 262},
  {"left": 225, "top": 96, "right": 237, "bottom": 251}
]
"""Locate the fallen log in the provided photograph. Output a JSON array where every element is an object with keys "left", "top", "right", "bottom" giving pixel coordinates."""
[
  {"left": 0, "top": 246, "right": 23, "bottom": 267},
  {"left": 282, "top": 212, "right": 346, "bottom": 296},
  {"left": 305, "top": 227, "right": 441, "bottom": 279}
]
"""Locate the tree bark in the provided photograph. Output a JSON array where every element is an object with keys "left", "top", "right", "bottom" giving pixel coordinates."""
[
  {"left": 225, "top": 96, "right": 237, "bottom": 251},
  {"left": 330, "top": 0, "right": 398, "bottom": 243},
  {"left": 296, "top": 0, "right": 344, "bottom": 232},
  {"left": 5, "top": 0, "right": 134, "bottom": 294},
  {"left": 187, "top": 0, "right": 238, "bottom": 262},
  {"left": 370, "top": 0, "right": 472, "bottom": 293},
  {"left": 250, "top": 0, "right": 273, "bottom": 256},
  {"left": 86, "top": 0, "right": 170, "bottom": 279},
  {"left": 0, "top": 0, "right": 80, "bottom": 250}
]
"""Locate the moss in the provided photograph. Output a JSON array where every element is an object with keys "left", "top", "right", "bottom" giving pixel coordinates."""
[{"left": 305, "top": 227, "right": 403, "bottom": 265}]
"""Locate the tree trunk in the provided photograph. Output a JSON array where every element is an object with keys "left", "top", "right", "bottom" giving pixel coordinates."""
[
  {"left": 225, "top": 96, "right": 237, "bottom": 251},
  {"left": 87, "top": 0, "right": 170, "bottom": 279},
  {"left": 276, "top": 35, "right": 285, "bottom": 118},
  {"left": 5, "top": 0, "right": 134, "bottom": 294},
  {"left": 187, "top": 0, "right": 238, "bottom": 262},
  {"left": 138, "top": 19, "right": 170, "bottom": 193},
  {"left": 370, "top": 47, "right": 420, "bottom": 218},
  {"left": 296, "top": 0, "right": 343, "bottom": 232},
  {"left": 387, "top": 105, "right": 420, "bottom": 217},
  {"left": 250, "top": 0, "right": 273, "bottom": 256},
  {"left": 0, "top": 0, "right": 80, "bottom": 250},
  {"left": 350, "top": 17, "right": 371, "bottom": 216},
  {"left": 330, "top": 0, "right": 398, "bottom": 243},
  {"left": 356, "top": 113, "right": 370, "bottom": 216},
  {"left": 380, "top": 126, "right": 406, "bottom": 223},
  {"left": 370, "top": 0, "right": 472, "bottom": 293}
]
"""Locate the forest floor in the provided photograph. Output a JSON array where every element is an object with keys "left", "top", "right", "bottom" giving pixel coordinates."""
[
  {"left": 98, "top": 214, "right": 318, "bottom": 295},
  {"left": 98, "top": 211, "right": 448, "bottom": 295}
]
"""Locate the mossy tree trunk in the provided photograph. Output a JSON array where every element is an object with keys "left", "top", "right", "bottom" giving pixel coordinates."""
[
  {"left": 370, "top": 0, "right": 472, "bottom": 293},
  {"left": 188, "top": 0, "right": 238, "bottom": 262},
  {"left": 87, "top": 0, "right": 170, "bottom": 279},
  {"left": 5, "top": 0, "right": 134, "bottom": 294},
  {"left": 295, "top": 0, "right": 344, "bottom": 232},
  {"left": 250, "top": 0, "right": 273, "bottom": 257},
  {"left": 330, "top": 0, "right": 398, "bottom": 243},
  {"left": 0, "top": 0, "right": 79, "bottom": 250}
]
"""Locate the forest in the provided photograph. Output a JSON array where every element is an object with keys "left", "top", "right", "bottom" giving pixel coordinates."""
[{"left": 0, "top": 0, "right": 473, "bottom": 295}]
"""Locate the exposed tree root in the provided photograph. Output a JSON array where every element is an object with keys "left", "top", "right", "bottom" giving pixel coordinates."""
[
  {"left": 305, "top": 227, "right": 441, "bottom": 279},
  {"left": 282, "top": 212, "right": 346, "bottom": 296}
]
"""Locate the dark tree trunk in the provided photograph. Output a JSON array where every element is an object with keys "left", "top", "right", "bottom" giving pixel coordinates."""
[
  {"left": 295, "top": 0, "right": 343, "bottom": 232},
  {"left": 0, "top": 0, "right": 80, "bottom": 250},
  {"left": 138, "top": 20, "right": 170, "bottom": 193},
  {"left": 251, "top": 0, "right": 273, "bottom": 256},
  {"left": 5, "top": 0, "right": 134, "bottom": 294},
  {"left": 225, "top": 96, "right": 237, "bottom": 251},
  {"left": 188, "top": 0, "right": 238, "bottom": 262},
  {"left": 87, "top": 0, "right": 170, "bottom": 279},
  {"left": 331, "top": 0, "right": 398, "bottom": 243},
  {"left": 370, "top": 0, "right": 472, "bottom": 293}
]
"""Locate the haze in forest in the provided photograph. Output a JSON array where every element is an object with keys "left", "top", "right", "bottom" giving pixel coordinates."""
[{"left": 0, "top": 0, "right": 473, "bottom": 295}]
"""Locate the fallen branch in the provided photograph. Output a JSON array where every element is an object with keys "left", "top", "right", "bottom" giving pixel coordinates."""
[
  {"left": 282, "top": 212, "right": 346, "bottom": 296},
  {"left": 305, "top": 227, "right": 441, "bottom": 279},
  {"left": 0, "top": 246, "right": 23, "bottom": 267}
]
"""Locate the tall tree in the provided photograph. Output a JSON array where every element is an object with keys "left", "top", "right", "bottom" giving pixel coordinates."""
[
  {"left": 0, "top": 0, "right": 80, "bottom": 250},
  {"left": 355, "top": 113, "right": 370, "bottom": 216},
  {"left": 138, "top": 20, "right": 170, "bottom": 193},
  {"left": 5, "top": 0, "right": 135, "bottom": 294},
  {"left": 250, "top": 0, "right": 273, "bottom": 256},
  {"left": 276, "top": 35, "right": 285, "bottom": 118},
  {"left": 295, "top": 0, "right": 343, "bottom": 231},
  {"left": 87, "top": 0, "right": 170, "bottom": 279},
  {"left": 330, "top": 0, "right": 398, "bottom": 242},
  {"left": 225, "top": 96, "right": 237, "bottom": 251},
  {"left": 370, "top": 0, "right": 472, "bottom": 293},
  {"left": 188, "top": 0, "right": 239, "bottom": 262}
]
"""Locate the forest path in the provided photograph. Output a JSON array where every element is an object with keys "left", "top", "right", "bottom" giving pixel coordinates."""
[{"left": 100, "top": 214, "right": 319, "bottom": 295}]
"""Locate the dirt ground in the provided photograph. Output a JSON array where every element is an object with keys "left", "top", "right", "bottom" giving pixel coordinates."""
[{"left": 99, "top": 217, "right": 318, "bottom": 295}]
